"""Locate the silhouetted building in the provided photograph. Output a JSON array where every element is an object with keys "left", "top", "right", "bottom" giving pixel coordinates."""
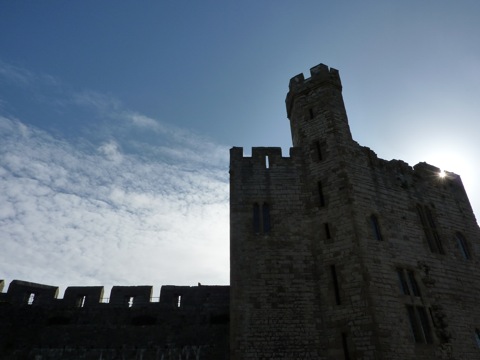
[
  {"left": 230, "top": 63, "right": 480, "bottom": 359},
  {"left": 2, "top": 63, "right": 480, "bottom": 359}
]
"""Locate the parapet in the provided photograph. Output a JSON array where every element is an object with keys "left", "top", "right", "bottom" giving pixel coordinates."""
[
  {"left": 63, "top": 286, "right": 104, "bottom": 307},
  {"left": 288, "top": 63, "right": 342, "bottom": 91},
  {"left": 413, "top": 161, "right": 462, "bottom": 185},
  {"left": 7, "top": 280, "right": 59, "bottom": 306},
  {"left": 230, "top": 146, "right": 302, "bottom": 168},
  {"left": 286, "top": 63, "right": 342, "bottom": 118},
  {"left": 110, "top": 285, "right": 152, "bottom": 307},
  {"left": 0, "top": 279, "right": 229, "bottom": 309}
]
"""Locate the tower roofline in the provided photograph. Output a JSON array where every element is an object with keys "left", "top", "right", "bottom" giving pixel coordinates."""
[{"left": 286, "top": 63, "right": 342, "bottom": 118}]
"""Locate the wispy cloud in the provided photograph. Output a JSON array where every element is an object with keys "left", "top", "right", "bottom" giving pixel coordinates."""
[
  {"left": 72, "top": 90, "right": 122, "bottom": 114},
  {"left": 0, "top": 61, "right": 35, "bottom": 85},
  {"left": 0, "top": 62, "right": 230, "bottom": 295}
]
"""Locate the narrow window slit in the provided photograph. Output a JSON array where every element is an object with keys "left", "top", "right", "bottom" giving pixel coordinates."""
[
  {"left": 397, "top": 269, "right": 410, "bottom": 295},
  {"left": 308, "top": 108, "right": 314, "bottom": 119},
  {"left": 370, "top": 214, "right": 383, "bottom": 241},
  {"left": 406, "top": 305, "right": 422, "bottom": 342},
  {"left": 417, "top": 205, "right": 444, "bottom": 254},
  {"left": 318, "top": 181, "right": 325, "bottom": 207},
  {"left": 456, "top": 232, "right": 470, "bottom": 259},
  {"left": 77, "top": 295, "right": 86, "bottom": 308},
  {"left": 253, "top": 203, "right": 260, "bottom": 234},
  {"left": 262, "top": 203, "right": 271, "bottom": 233},
  {"left": 177, "top": 295, "right": 182, "bottom": 308},
  {"left": 417, "top": 306, "right": 433, "bottom": 343},
  {"left": 475, "top": 328, "right": 480, "bottom": 348},
  {"left": 324, "top": 223, "right": 331, "bottom": 239},
  {"left": 342, "top": 332, "right": 351, "bottom": 360},
  {"left": 331, "top": 265, "right": 341, "bottom": 305},
  {"left": 127, "top": 296, "right": 135, "bottom": 308},
  {"left": 265, "top": 155, "right": 270, "bottom": 169},
  {"left": 407, "top": 270, "right": 421, "bottom": 297},
  {"left": 315, "top": 141, "right": 322, "bottom": 161},
  {"left": 27, "top": 293, "right": 35, "bottom": 305}
]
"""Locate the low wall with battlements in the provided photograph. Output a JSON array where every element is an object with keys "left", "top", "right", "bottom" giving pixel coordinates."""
[{"left": 0, "top": 279, "right": 230, "bottom": 360}]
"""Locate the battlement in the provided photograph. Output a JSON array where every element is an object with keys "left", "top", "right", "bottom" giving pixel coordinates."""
[
  {"left": 288, "top": 63, "right": 341, "bottom": 91},
  {"left": 0, "top": 279, "right": 229, "bottom": 309},
  {"left": 230, "top": 146, "right": 302, "bottom": 168},
  {"left": 286, "top": 63, "right": 343, "bottom": 120}
]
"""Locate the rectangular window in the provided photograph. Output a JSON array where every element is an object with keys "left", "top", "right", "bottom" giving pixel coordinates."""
[
  {"left": 397, "top": 269, "right": 410, "bottom": 295},
  {"left": 331, "top": 265, "right": 341, "bottom": 305},
  {"left": 456, "top": 232, "right": 471, "bottom": 260},
  {"left": 265, "top": 155, "right": 270, "bottom": 169},
  {"left": 417, "top": 205, "right": 444, "bottom": 254},
  {"left": 407, "top": 270, "right": 421, "bottom": 297},
  {"left": 398, "top": 268, "right": 433, "bottom": 344},
  {"left": 406, "top": 305, "right": 423, "bottom": 343},
  {"left": 397, "top": 268, "right": 421, "bottom": 297},
  {"left": 177, "top": 295, "right": 182, "bottom": 308},
  {"left": 417, "top": 306, "right": 433, "bottom": 343}
]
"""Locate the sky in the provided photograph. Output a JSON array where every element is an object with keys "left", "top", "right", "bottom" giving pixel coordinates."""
[{"left": 1, "top": 1, "right": 479, "bottom": 298}]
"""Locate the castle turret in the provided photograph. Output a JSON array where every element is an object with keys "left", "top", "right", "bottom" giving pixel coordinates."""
[
  {"left": 231, "top": 63, "right": 480, "bottom": 359},
  {"left": 286, "top": 63, "right": 352, "bottom": 149}
]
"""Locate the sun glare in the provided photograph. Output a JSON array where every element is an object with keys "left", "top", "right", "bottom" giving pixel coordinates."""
[{"left": 439, "top": 170, "right": 446, "bottom": 178}]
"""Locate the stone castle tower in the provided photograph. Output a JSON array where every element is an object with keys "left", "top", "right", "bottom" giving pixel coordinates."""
[
  {"left": 1, "top": 63, "right": 480, "bottom": 360},
  {"left": 230, "top": 64, "right": 480, "bottom": 359}
]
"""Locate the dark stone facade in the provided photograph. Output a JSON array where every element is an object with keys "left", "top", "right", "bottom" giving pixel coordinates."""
[
  {"left": 2, "top": 63, "right": 480, "bottom": 359},
  {"left": 0, "top": 280, "right": 229, "bottom": 359},
  {"left": 230, "top": 64, "right": 480, "bottom": 359}
]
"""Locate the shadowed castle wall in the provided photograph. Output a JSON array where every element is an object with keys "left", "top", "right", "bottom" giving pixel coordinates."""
[
  {"left": 2, "top": 63, "right": 480, "bottom": 360},
  {"left": 0, "top": 280, "right": 229, "bottom": 360},
  {"left": 230, "top": 64, "right": 480, "bottom": 359}
]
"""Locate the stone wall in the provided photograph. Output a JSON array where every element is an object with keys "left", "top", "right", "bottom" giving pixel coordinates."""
[
  {"left": 2, "top": 63, "right": 480, "bottom": 360},
  {"left": 0, "top": 280, "right": 229, "bottom": 360},
  {"left": 230, "top": 63, "right": 480, "bottom": 359}
]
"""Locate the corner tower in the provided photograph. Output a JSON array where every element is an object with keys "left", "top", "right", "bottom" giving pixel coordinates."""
[
  {"left": 230, "top": 64, "right": 367, "bottom": 359},
  {"left": 230, "top": 63, "right": 480, "bottom": 359},
  {"left": 286, "top": 63, "right": 352, "bottom": 149}
]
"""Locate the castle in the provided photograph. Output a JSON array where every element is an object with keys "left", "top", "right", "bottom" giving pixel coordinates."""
[{"left": 1, "top": 63, "right": 480, "bottom": 359}]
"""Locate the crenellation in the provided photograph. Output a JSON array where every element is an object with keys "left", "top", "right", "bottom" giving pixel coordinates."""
[
  {"left": 0, "top": 280, "right": 228, "bottom": 310},
  {"left": 6, "top": 279, "right": 59, "bottom": 306},
  {"left": 231, "top": 63, "right": 480, "bottom": 360},
  {"left": 230, "top": 146, "right": 302, "bottom": 170},
  {"left": 110, "top": 285, "right": 153, "bottom": 307},
  {"left": 286, "top": 64, "right": 342, "bottom": 119},
  {"left": 63, "top": 286, "right": 104, "bottom": 308},
  {"left": 1, "top": 62, "right": 479, "bottom": 359}
]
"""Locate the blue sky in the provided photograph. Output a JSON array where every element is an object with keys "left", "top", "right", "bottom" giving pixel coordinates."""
[{"left": 1, "top": 1, "right": 479, "bottom": 296}]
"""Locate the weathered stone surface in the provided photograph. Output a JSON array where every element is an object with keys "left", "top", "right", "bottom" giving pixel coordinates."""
[
  {"left": 0, "top": 282, "right": 229, "bottom": 359},
  {"left": 230, "top": 64, "right": 480, "bottom": 359},
  {"left": 1, "top": 63, "right": 479, "bottom": 360}
]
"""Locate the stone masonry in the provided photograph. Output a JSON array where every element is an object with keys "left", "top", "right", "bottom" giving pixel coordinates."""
[
  {"left": 230, "top": 63, "right": 480, "bottom": 359},
  {"left": 0, "top": 280, "right": 229, "bottom": 359},
  {"left": 1, "top": 63, "right": 480, "bottom": 359}
]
